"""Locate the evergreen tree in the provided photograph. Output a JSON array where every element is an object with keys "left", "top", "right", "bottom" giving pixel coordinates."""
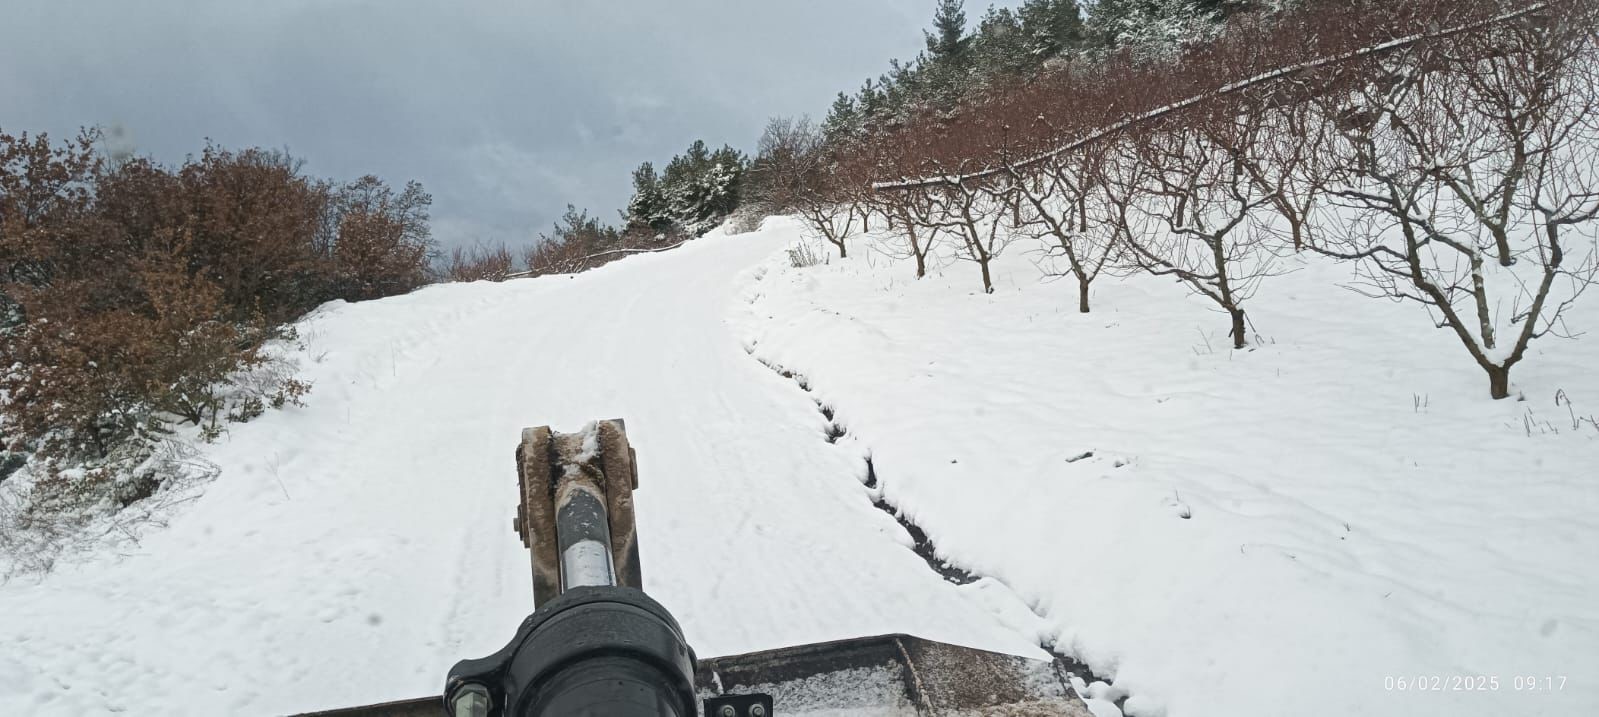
[
  {"left": 1087, "top": 0, "right": 1220, "bottom": 55},
  {"left": 822, "top": 92, "right": 861, "bottom": 144},
  {"left": 700, "top": 145, "right": 747, "bottom": 221},
  {"left": 645, "top": 141, "right": 749, "bottom": 236},
  {"left": 923, "top": 0, "right": 974, "bottom": 107},
  {"left": 856, "top": 78, "right": 887, "bottom": 125},
  {"left": 547, "top": 204, "right": 619, "bottom": 254},
  {"left": 1018, "top": 0, "right": 1085, "bottom": 61},
  {"left": 1193, "top": 0, "right": 1262, "bottom": 19},
  {"left": 971, "top": 7, "right": 1031, "bottom": 81},
  {"left": 624, "top": 162, "right": 669, "bottom": 233},
  {"left": 925, "top": 0, "right": 972, "bottom": 63},
  {"left": 879, "top": 59, "right": 922, "bottom": 123}
]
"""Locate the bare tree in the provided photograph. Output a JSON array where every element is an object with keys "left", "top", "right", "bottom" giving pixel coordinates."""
[
  {"left": 1007, "top": 139, "right": 1123, "bottom": 312},
  {"left": 868, "top": 185, "right": 943, "bottom": 279},
  {"left": 922, "top": 175, "right": 1016, "bottom": 294},
  {"left": 745, "top": 116, "right": 820, "bottom": 216},
  {"left": 1318, "top": 8, "right": 1599, "bottom": 398},
  {"left": 747, "top": 116, "right": 866, "bottom": 259},
  {"left": 446, "top": 242, "right": 514, "bottom": 282},
  {"left": 1228, "top": 84, "right": 1337, "bottom": 252},
  {"left": 795, "top": 189, "right": 865, "bottom": 260},
  {"left": 1117, "top": 114, "right": 1281, "bottom": 348}
]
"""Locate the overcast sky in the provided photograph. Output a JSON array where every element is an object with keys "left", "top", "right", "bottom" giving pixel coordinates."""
[{"left": 0, "top": 0, "right": 1014, "bottom": 251}]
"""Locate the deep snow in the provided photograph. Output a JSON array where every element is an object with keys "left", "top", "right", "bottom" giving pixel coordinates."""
[{"left": 1, "top": 215, "right": 1596, "bottom": 717}]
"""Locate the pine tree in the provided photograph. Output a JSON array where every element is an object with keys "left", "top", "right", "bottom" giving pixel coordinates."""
[
  {"left": 856, "top": 78, "right": 887, "bottom": 126},
  {"left": 879, "top": 60, "right": 921, "bottom": 123},
  {"left": 701, "top": 145, "right": 747, "bottom": 222},
  {"left": 625, "top": 162, "right": 669, "bottom": 232},
  {"left": 972, "top": 7, "right": 1031, "bottom": 81},
  {"left": 1087, "top": 0, "right": 1220, "bottom": 55},
  {"left": 1018, "top": 0, "right": 1085, "bottom": 61},
  {"left": 922, "top": 0, "right": 974, "bottom": 109},
  {"left": 822, "top": 92, "right": 861, "bottom": 145},
  {"left": 1193, "top": 0, "right": 1261, "bottom": 19},
  {"left": 645, "top": 141, "right": 749, "bottom": 236},
  {"left": 660, "top": 140, "right": 707, "bottom": 227},
  {"left": 924, "top": 0, "right": 972, "bottom": 63},
  {"left": 548, "top": 204, "right": 619, "bottom": 254}
]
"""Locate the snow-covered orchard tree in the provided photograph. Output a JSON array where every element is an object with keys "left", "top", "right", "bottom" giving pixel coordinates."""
[
  {"left": 918, "top": 176, "right": 1018, "bottom": 295},
  {"left": 1005, "top": 137, "right": 1125, "bottom": 313},
  {"left": 1116, "top": 111, "right": 1282, "bottom": 348},
  {"left": 867, "top": 184, "right": 944, "bottom": 280},
  {"left": 744, "top": 116, "right": 865, "bottom": 260},
  {"left": 1223, "top": 84, "right": 1336, "bottom": 252},
  {"left": 1316, "top": 3, "right": 1599, "bottom": 399}
]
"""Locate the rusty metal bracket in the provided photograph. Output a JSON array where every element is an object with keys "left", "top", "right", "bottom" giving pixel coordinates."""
[{"left": 514, "top": 419, "right": 643, "bottom": 606}]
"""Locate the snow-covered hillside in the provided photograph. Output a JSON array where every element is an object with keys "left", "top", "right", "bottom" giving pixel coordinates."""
[
  {"left": 740, "top": 219, "right": 1599, "bottom": 716},
  {"left": 2, "top": 217, "right": 1596, "bottom": 717}
]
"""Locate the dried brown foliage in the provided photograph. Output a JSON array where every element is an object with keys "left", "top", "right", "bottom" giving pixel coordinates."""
[
  {"left": 325, "top": 176, "right": 433, "bottom": 301},
  {"left": 867, "top": 1, "right": 1547, "bottom": 188},
  {"left": 523, "top": 226, "right": 683, "bottom": 276},
  {"left": 1, "top": 130, "right": 431, "bottom": 516},
  {"left": 447, "top": 243, "right": 515, "bottom": 282}
]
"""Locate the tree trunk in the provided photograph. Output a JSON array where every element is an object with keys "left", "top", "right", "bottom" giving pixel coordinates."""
[
  {"left": 906, "top": 222, "right": 927, "bottom": 279},
  {"left": 1487, "top": 364, "right": 1511, "bottom": 400},
  {"left": 1077, "top": 278, "right": 1091, "bottom": 313},
  {"left": 1229, "top": 308, "right": 1248, "bottom": 349},
  {"left": 979, "top": 258, "right": 994, "bottom": 295}
]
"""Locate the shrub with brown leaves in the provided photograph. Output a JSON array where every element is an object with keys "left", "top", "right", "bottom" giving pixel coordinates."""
[{"left": 0, "top": 129, "right": 425, "bottom": 540}]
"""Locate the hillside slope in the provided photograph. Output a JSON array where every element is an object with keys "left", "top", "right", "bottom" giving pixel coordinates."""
[
  {"left": 738, "top": 219, "right": 1599, "bottom": 717},
  {"left": 2, "top": 216, "right": 1596, "bottom": 717}
]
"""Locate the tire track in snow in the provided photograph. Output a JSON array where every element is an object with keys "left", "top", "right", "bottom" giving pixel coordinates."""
[{"left": 742, "top": 349, "right": 1134, "bottom": 715}]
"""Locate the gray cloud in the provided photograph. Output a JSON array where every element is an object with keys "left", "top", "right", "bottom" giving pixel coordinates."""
[{"left": 1, "top": 0, "right": 971, "bottom": 250}]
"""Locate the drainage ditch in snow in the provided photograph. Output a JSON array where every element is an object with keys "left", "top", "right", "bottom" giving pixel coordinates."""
[{"left": 748, "top": 350, "right": 1134, "bottom": 715}]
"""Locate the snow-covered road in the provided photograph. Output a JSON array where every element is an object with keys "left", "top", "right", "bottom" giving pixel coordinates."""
[{"left": 0, "top": 225, "right": 1042, "bottom": 716}]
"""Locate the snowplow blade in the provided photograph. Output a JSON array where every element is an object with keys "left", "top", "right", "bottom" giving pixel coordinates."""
[
  {"left": 694, "top": 633, "right": 1092, "bottom": 716},
  {"left": 295, "top": 634, "right": 1090, "bottom": 716}
]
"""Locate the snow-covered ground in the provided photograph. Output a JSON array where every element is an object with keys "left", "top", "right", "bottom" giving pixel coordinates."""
[
  {"left": 2, "top": 215, "right": 1596, "bottom": 716},
  {"left": 739, "top": 218, "right": 1599, "bottom": 717},
  {"left": 0, "top": 226, "right": 1043, "bottom": 716}
]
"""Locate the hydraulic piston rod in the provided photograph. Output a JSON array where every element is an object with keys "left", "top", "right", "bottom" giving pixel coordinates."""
[{"left": 513, "top": 420, "right": 642, "bottom": 604}]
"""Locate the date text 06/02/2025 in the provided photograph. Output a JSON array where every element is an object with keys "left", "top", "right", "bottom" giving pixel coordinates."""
[{"left": 1383, "top": 675, "right": 1568, "bottom": 691}]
